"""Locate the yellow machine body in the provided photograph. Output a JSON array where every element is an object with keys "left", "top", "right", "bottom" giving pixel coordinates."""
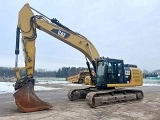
[{"left": 13, "top": 3, "right": 143, "bottom": 112}]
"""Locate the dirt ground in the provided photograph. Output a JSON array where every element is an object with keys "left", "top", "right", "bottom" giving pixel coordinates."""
[{"left": 0, "top": 83, "right": 160, "bottom": 120}]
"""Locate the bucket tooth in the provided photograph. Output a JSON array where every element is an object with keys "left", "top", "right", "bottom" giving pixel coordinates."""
[{"left": 13, "top": 81, "right": 52, "bottom": 112}]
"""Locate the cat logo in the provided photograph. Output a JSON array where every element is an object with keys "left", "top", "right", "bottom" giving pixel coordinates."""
[{"left": 51, "top": 29, "right": 70, "bottom": 39}]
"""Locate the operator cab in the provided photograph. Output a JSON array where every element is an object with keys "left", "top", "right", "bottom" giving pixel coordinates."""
[{"left": 96, "top": 57, "right": 126, "bottom": 89}]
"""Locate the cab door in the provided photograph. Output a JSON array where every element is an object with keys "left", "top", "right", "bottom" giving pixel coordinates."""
[{"left": 107, "top": 60, "right": 125, "bottom": 84}]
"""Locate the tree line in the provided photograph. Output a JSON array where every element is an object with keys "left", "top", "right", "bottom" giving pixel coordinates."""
[
  {"left": 143, "top": 69, "right": 160, "bottom": 78},
  {"left": 0, "top": 67, "right": 88, "bottom": 78},
  {"left": 0, "top": 67, "right": 159, "bottom": 78}
]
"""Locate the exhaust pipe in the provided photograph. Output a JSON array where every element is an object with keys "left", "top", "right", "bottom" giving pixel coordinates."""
[{"left": 13, "top": 79, "right": 52, "bottom": 112}]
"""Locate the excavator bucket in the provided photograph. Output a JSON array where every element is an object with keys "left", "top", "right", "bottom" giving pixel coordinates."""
[{"left": 13, "top": 81, "right": 53, "bottom": 112}]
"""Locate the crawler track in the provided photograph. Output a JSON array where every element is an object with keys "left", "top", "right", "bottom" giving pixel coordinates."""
[
  {"left": 68, "top": 88, "right": 143, "bottom": 108},
  {"left": 67, "top": 87, "right": 96, "bottom": 101},
  {"left": 86, "top": 89, "right": 143, "bottom": 107}
]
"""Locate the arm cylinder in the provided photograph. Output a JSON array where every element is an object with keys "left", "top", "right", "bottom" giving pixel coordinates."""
[{"left": 15, "top": 26, "right": 20, "bottom": 55}]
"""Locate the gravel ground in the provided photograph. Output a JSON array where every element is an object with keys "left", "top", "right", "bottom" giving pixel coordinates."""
[{"left": 0, "top": 82, "right": 160, "bottom": 120}]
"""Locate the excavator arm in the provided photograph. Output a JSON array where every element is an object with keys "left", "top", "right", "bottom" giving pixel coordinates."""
[{"left": 14, "top": 3, "right": 99, "bottom": 112}]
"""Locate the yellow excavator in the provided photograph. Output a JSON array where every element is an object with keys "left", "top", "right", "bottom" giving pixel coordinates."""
[
  {"left": 66, "top": 70, "right": 95, "bottom": 85},
  {"left": 13, "top": 3, "right": 143, "bottom": 112}
]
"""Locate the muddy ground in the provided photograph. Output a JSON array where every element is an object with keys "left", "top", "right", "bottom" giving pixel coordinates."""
[{"left": 0, "top": 83, "right": 160, "bottom": 120}]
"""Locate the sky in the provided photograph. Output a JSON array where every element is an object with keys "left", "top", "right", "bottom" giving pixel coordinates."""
[{"left": 0, "top": 0, "right": 160, "bottom": 71}]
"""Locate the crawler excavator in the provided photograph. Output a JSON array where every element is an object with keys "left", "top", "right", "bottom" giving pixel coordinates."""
[
  {"left": 13, "top": 3, "right": 143, "bottom": 112},
  {"left": 66, "top": 70, "right": 95, "bottom": 85}
]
